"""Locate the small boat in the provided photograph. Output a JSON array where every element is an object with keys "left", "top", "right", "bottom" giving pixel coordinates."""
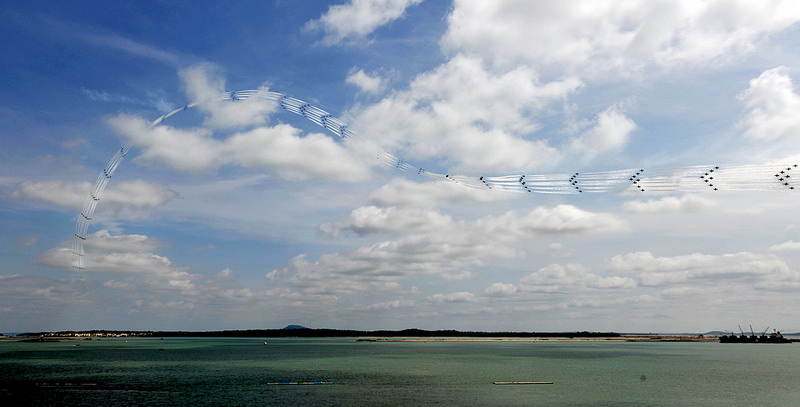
[
  {"left": 493, "top": 381, "right": 553, "bottom": 385},
  {"left": 267, "top": 381, "right": 331, "bottom": 385}
]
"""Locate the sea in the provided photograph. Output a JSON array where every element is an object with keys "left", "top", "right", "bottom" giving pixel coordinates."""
[{"left": 1, "top": 337, "right": 798, "bottom": 406}]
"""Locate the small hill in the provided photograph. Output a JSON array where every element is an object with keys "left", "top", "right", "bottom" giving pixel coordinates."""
[{"left": 282, "top": 325, "right": 309, "bottom": 330}]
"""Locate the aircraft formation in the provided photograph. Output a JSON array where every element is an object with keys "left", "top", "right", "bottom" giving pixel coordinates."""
[{"left": 72, "top": 89, "right": 798, "bottom": 269}]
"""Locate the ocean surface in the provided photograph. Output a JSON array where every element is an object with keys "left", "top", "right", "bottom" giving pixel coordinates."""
[{"left": 1, "top": 337, "right": 798, "bottom": 406}]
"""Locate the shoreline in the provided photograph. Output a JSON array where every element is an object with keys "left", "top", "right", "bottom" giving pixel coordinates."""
[
  {"left": 1, "top": 334, "right": 719, "bottom": 343},
  {"left": 357, "top": 335, "right": 718, "bottom": 343}
]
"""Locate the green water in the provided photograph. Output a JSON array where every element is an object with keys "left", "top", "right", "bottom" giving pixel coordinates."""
[{"left": 0, "top": 337, "right": 797, "bottom": 406}]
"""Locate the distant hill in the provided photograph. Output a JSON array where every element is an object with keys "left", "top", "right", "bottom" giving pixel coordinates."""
[{"left": 144, "top": 328, "right": 620, "bottom": 338}]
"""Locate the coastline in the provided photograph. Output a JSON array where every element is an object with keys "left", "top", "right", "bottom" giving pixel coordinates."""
[
  {"left": 2, "top": 333, "right": 720, "bottom": 343},
  {"left": 357, "top": 334, "right": 718, "bottom": 343}
]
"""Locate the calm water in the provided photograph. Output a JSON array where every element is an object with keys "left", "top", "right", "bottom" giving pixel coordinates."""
[{"left": 0, "top": 337, "right": 797, "bottom": 406}]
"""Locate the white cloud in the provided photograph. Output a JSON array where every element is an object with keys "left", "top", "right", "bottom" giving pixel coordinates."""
[
  {"left": 306, "top": 0, "right": 424, "bottom": 45},
  {"left": 520, "top": 263, "right": 636, "bottom": 293},
  {"left": 442, "top": 0, "right": 800, "bottom": 75},
  {"left": 623, "top": 194, "right": 715, "bottom": 214},
  {"left": 319, "top": 205, "right": 453, "bottom": 237},
  {"left": 485, "top": 282, "right": 518, "bottom": 296},
  {"left": 100, "top": 180, "right": 180, "bottom": 211},
  {"left": 272, "top": 202, "right": 626, "bottom": 303},
  {"left": 215, "top": 268, "right": 236, "bottom": 279},
  {"left": 109, "top": 114, "right": 371, "bottom": 182},
  {"left": 101, "top": 66, "right": 374, "bottom": 182},
  {"left": 473, "top": 205, "right": 628, "bottom": 237},
  {"left": 352, "top": 54, "right": 582, "bottom": 172},
  {"left": 82, "top": 230, "right": 169, "bottom": 254},
  {"left": 10, "top": 180, "right": 87, "bottom": 210},
  {"left": 272, "top": 230, "right": 520, "bottom": 297},
  {"left": 739, "top": 67, "right": 800, "bottom": 142},
  {"left": 322, "top": 203, "right": 626, "bottom": 244},
  {"left": 368, "top": 178, "right": 514, "bottom": 208},
  {"left": 11, "top": 179, "right": 177, "bottom": 212},
  {"left": 606, "top": 251, "right": 794, "bottom": 287},
  {"left": 570, "top": 104, "right": 637, "bottom": 154},
  {"left": 0, "top": 275, "right": 93, "bottom": 326},
  {"left": 32, "top": 230, "right": 278, "bottom": 319},
  {"left": 224, "top": 127, "right": 370, "bottom": 181},
  {"left": 769, "top": 240, "right": 800, "bottom": 251},
  {"left": 361, "top": 299, "right": 415, "bottom": 310},
  {"left": 346, "top": 68, "right": 386, "bottom": 94},
  {"left": 36, "top": 230, "right": 190, "bottom": 281},
  {"left": 108, "top": 115, "right": 217, "bottom": 172},
  {"left": 428, "top": 291, "right": 476, "bottom": 304},
  {"left": 179, "top": 65, "right": 279, "bottom": 129},
  {"left": 103, "top": 279, "right": 134, "bottom": 290}
]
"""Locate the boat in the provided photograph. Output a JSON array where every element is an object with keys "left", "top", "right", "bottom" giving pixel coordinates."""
[
  {"left": 719, "top": 326, "right": 791, "bottom": 343},
  {"left": 493, "top": 381, "right": 553, "bottom": 385}
]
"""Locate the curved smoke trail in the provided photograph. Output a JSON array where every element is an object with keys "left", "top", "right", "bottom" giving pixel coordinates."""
[{"left": 72, "top": 90, "right": 798, "bottom": 269}]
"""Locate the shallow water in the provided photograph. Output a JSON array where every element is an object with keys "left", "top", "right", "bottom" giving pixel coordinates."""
[{"left": 1, "top": 337, "right": 797, "bottom": 406}]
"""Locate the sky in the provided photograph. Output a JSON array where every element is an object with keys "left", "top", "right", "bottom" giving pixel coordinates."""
[{"left": 2, "top": 0, "right": 800, "bottom": 334}]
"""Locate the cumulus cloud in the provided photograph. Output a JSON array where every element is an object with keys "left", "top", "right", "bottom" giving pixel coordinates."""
[
  {"left": 473, "top": 205, "right": 628, "bottom": 237},
  {"left": 306, "top": 0, "right": 424, "bottom": 45},
  {"left": 520, "top": 263, "right": 636, "bottom": 293},
  {"left": 82, "top": 229, "right": 169, "bottom": 254},
  {"left": 346, "top": 68, "right": 387, "bottom": 94},
  {"left": 606, "top": 251, "right": 794, "bottom": 287},
  {"left": 271, "top": 230, "right": 520, "bottom": 297},
  {"left": 361, "top": 299, "right": 415, "bottom": 310},
  {"left": 623, "top": 194, "right": 715, "bottom": 214},
  {"left": 319, "top": 205, "right": 454, "bottom": 237},
  {"left": 104, "top": 64, "right": 371, "bottom": 182},
  {"left": 36, "top": 230, "right": 190, "bottom": 281},
  {"left": 352, "top": 54, "right": 582, "bottom": 172},
  {"left": 322, "top": 203, "right": 626, "bottom": 242},
  {"left": 274, "top": 202, "right": 627, "bottom": 302},
  {"left": 485, "top": 282, "right": 518, "bottom": 296},
  {"left": 442, "top": 0, "right": 800, "bottom": 75},
  {"left": 11, "top": 179, "right": 177, "bottom": 212},
  {"left": 38, "top": 231, "right": 192, "bottom": 289},
  {"left": 32, "top": 230, "right": 276, "bottom": 316},
  {"left": 340, "top": 1, "right": 800, "bottom": 179},
  {"left": 108, "top": 114, "right": 371, "bottom": 182},
  {"left": 179, "top": 65, "right": 279, "bottom": 129},
  {"left": 11, "top": 180, "right": 97, "bottom": 210},
  {"left": 428, "top": 291, "right": 476, "bottom": 304},
  {"left": 100, "top": 180, "right": 180, "bottom": 211},
  {"left": 367, "top": 178, "right": 514, "bottom": 208},
  {"left": 0, "top": 275, "right": 91, "bottom": 322},
  {"left": 570, "top": 104, "right": 637, "bottom": 154},
  {"left": 769, "top": 240, "right": 800, "bottom": 251},
  {"left": 739, "top": 67, "right": 800, "bottom": 142}
]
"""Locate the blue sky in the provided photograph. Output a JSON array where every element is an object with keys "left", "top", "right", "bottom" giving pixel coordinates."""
[{"left": 2, "top": 0, "right": 800, "bottom": 333}]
